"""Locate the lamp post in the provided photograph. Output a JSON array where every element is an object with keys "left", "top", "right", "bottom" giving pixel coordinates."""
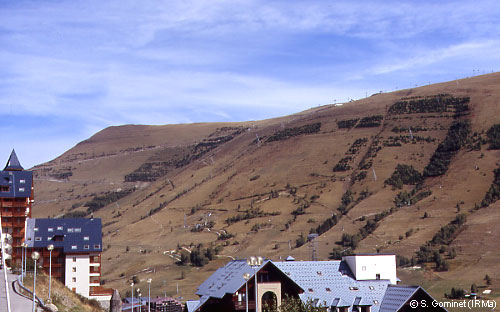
[
  {"left": 147, "top": 278, "right": 152, "bottom": 312},
  {"left": 21, "top": 243, "right": 26, "bottom": 283},
  {"left": 31, "top": 251, "right": 40, "bottom": 312},
  {"left": 247, "top": 256, "right": 263, "bottom": 312},
  {"left": 243, "top": 273, "right": 250, "bottom": 312},
  {"left": 130, "top": 283, "right": 134, "bottom": 312},
  {"left": 136, "top": 288, "right": 141, "bottom": 311},
  {"left": 23, "top": 243, "right": 27, "bottom": 281},
  {"left": 47, "top": 244, "right": 54, "bottom": 302}
]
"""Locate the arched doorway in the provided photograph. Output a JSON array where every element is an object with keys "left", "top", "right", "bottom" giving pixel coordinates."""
[{"left": 261, "top": 291, "right": 277, "bottom": 312}]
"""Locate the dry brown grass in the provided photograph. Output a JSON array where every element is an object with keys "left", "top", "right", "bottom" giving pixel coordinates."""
[
  {"left": 31, "top": 72, "right": 500, "bottom": 302},
  {"left": 23, "top": 272, "right": 104, "bottom": 312}
]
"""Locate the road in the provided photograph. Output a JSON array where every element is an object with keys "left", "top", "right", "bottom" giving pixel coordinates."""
[{"left": 0, "top": 270, "right": 34, "bottom": 311}]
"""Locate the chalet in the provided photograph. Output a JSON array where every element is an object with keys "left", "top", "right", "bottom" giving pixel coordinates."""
[
  {"left": 187, "top": 254, "right": 447, "bottom": 312},
  {"left": 25, "top": 217, "right": 113, "bottom": 303},
  {"left": 0, "top": 150, "right": 33, "bottom": 265}
]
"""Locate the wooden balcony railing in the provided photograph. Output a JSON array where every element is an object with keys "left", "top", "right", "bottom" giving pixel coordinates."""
[{"left": 89, "top": 286, "right": 114, "bottom": 296}]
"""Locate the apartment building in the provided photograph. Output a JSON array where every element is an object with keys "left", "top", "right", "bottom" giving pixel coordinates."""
[
  {"left": 26, "top": 218, "right": 113, "bottom": 302},
  {"left": 0, "top": 149, "right": 33, "bottom": 265}
]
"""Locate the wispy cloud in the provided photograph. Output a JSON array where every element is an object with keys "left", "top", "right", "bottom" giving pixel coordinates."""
[{"left": 2, "top": 0, "right": 500, "bottom": 167}]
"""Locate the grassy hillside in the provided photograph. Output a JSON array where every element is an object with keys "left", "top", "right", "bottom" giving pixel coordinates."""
[
  {"left": 23, "top": 272, "right": 104, "bottom": 312},
  {"left": 32, "top": 72, "right": 500, "bottom": 303}
]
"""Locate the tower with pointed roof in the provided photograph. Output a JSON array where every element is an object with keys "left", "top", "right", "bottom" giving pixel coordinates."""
[{"left": 0, "top": 149, "right": 33, "bottom": 265}]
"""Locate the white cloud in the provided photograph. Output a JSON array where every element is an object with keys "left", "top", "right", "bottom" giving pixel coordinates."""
[
  {"left": 368, "top": 40, "right": 500, "bottom": 76},
  {"left": 2, "top": 0, "right": 500, "bottom": 166}
]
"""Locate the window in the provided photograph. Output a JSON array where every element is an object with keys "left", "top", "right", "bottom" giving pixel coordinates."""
[
  {"left": 94, "top": 244, "right": 100, "bottom": 249},
  {"left": 19, "top": 187, "right": 25, "bottom": 192},
  {"left": 308, "top": 288, "right": 314, "bottom": 293},
  {"left": 373, "top": 300, "right": 379, "bottom": 305},
  {"left": 326, "top": 288, "right": 331, "bottom": 292},
  {"left": 369, "top": 286, "right": 375, "bottom": 290},
  {"left": 84, "top": 245, "right": 89, "bottom": 250},
  {"left": 47, "top": 237, "right": 52, "bottom": 241},
  {"left": 35, "top": 237, "right": 42, "bottom": 241},
  {"left": 67, "top": 228, "right": 74, "bottom": 233},
  {"left": 75, "top": 228, "right": 81, "bottom": 233},
  {"left": 72, "top": 277, "right": 76, "bottom": 283},
  {"left": 34, "top": 227, "right": 39, "bottom": 232},
  {"left": 71, "top": 245, "right": 77, "bottom": 250},
  {"left": 57, "top": 226, "right": 63, "bottom": 231},
  {"left": 72, "top": 267, "right": 76, "bottom": 272},
  {"left": 376, "top": 274, "right": 380, "bottom": 280},
  {"left": 48, "top": 228, "right": 54, "bottom": 232},
  {"left": 84, "top": 236, "right": 89, "bottom": 241},
  {"left": 0, "top": 186, "right": 9, "bottom": 192},
  {"left": 20, "top": 179, "right": 25, "bottom": 184},
  {"left": 73, "top": 257, "right": 76, "bottom": 262},
  {"left": 362, "top": 266, "right": 367, "bottom": 271}
]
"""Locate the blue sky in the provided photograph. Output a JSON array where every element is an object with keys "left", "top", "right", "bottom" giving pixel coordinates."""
[{"left": 2, "top": 0, "right": 500, "bottom": 168}]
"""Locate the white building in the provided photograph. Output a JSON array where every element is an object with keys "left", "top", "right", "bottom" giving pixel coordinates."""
[{"left": 26, "top": 218, "right": 112, "bottom": 303}]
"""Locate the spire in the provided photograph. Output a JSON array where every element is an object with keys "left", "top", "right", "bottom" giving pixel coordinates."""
[{"left": 4, "top": 149, "right": 24, "bottom": 171}]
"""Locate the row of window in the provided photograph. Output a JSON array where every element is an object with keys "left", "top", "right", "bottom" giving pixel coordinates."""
[
  {"left": 71, "top": 244, "right": 101, "bottom": 250},
  {"left": 34, "top": 227, "right": 82, "bottom": 232},
  {"left": 34, "top": 236, "right": 91, "bottom": 241}
]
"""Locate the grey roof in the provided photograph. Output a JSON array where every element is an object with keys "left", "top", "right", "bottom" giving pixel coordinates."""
[
  {"left": 185, "top": 300, "right": 200, "bottom": 312},
  {"left": 0, "top": 169, "right": 32, "bottom": 198},
  {"left": 196, "top": 259, "right": 270, "bottom": 298},
  {"left": 379, "top": 285, "right": 419, "bottom": 312},
  {"left": 26, "top": 218, "right": 102, "bottom": 253},
  {"left": 186, "top": 296, "right": 210, "bottom": 312},
  {"left": 274, "top": 261, "right": 390, "bottom": 312},
  {"left": 4, "top": 149, "right": 23, "bottom": 170}
]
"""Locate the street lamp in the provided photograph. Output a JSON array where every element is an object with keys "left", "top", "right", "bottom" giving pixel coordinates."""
[
  {"left": 247, "top": 256, "right": 263, "bottom": 312},
  {"left": 23, "top": 243, "right": 27, "bottom": 282},
  {"left": 130, "top": 283, "right": 134, "bottom": 312},
  {"left": 21, "top": 243, "right": 26, "bottom": 283},
  {"left": 31, "top": 251, "right": 40, "bottom": 312},
  {"left": 147, "top": 278, "right": 152, "bottom": 312},
  {"left": 47, "top": 244, "right": 54, "bottom": 302},
  {"left": 243, "top": 273, "right": 250, "bottom": 312}
]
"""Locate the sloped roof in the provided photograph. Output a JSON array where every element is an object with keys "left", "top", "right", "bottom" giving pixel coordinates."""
[
  {"left": 186, "top": 295, "right": 210, "bottom": 312},
  {"left": 274, "top": 261, "right": 390, "bottom": 312},
  {"left": 379, "top": 285, "right": 420, "bottom": 312},
  {"left": 0, "top": 169, "right": 32, "bottom": 198},
  {"left": 26, "top": 218, "right": 102, "bottom": 253},
  {"left": 4, "top": 149, "right": 23, "bottom": 170},
  {"left": 196, "top": 259, "right": 271, "bottom": 298},
  {"left": 185, "top": 300, "right": 201, "bottom": 312}
]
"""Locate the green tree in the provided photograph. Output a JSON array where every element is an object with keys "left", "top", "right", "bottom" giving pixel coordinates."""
[
  {"left": 471, "top": 284, "right": 477, "bottom": 293},
  {"left": 263, "top": 295, "right": 325, "bottom": 312},
  {"left": 485, "top": 274, "right": 492, "bottom": 286}
]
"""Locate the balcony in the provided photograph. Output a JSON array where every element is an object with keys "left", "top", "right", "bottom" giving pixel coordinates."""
[
  {"left": 89, "top": 286, "right": 114, "bottom": 296},
  {"left": 89, "top": 256, "right": 100, "bottom": 264}
]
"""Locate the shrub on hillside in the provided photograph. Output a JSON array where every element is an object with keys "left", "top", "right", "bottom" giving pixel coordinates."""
[
  {"left": 423, "top": 120, "right": 471, "bottom": 177},
  {"left": 385, "top": 164, "right": 423, "bottom": 189},
  {"left": 487, "top": 124, "right": 500, "bottom": 149},
  {"left": 266, "top": 123, "right": 321, "bottom": 143}
]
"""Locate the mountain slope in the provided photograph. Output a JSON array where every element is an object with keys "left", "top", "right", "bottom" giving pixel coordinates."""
[{"left": 32, "top": 73, "right": 500, "bottom": 301}]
